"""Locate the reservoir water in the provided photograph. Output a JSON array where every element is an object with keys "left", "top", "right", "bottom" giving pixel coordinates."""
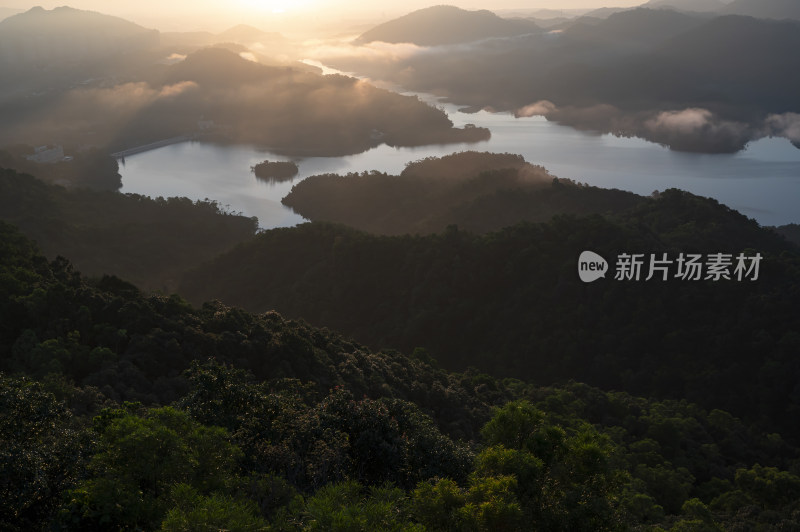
[{"left": 119, "top": 75, "right": 800, "bottom": 228}]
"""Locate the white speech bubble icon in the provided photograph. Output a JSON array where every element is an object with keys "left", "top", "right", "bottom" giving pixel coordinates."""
[{"left": 578, "top": 251, "right": 608, "bottom": 283}]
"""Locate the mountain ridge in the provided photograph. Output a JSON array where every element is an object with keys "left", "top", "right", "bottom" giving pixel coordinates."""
[
  {"left": 0, "top": 5, "right": 159, "bottom": 65},
  {"left": 722, "top": 0, "right": 800, "bottom": 20},
  {"left": 355, "top": 5, "right": 540, "bottom": 46}
]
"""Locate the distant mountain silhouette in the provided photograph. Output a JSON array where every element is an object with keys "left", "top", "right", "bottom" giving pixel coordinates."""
[
  {"left": 649, "top": 15, "right": 800, "bottom": 111},
  {"left": 722, "top": 0, "right": 800, "bottom": 20},
  {"left": 355, "top": 5, "right": 539, "bottom": 46},
  {"left": 642, "top": 0, "right": 725, "bottom": 13},
  {"left": 564, "top": 8, "right": 707, "bottom": 49},
  {"left": 0, "top": 6, "right": 158, "bottom": 65},
  {"left": 331, "top": 6, "right": 800, "bottom": 153}
]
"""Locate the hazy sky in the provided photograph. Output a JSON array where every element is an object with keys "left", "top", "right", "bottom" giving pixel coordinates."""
[
  {"left": 0, "top": 1, "right": 646, "bottom": 32},
  {"left": 0, "top": 0, "right": 645, "bottom": 11}
]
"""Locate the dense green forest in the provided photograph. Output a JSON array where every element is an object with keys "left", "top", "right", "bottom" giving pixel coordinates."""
[
  {"left": 3, "top": 220, "right": 800, "bottom": 530},
  {"left": 183, "top": 189, "right": 800, "bottom": 446},
  {"left": 283, "top": 152, "right": 645, "bottom": 234}
]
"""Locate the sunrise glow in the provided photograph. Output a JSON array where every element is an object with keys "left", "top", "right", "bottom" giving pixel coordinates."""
[{"left": 238, "top": 0, "right": 317, "bottom": 14}]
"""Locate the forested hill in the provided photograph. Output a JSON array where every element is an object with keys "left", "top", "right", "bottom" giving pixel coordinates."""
[
  {"left": 0, "top": 168, "right": 258, "bottom": 292},
  {"left": 0, "top": 42, "right": 489, "bottom": 156},
  {"left": 3, "top": 219, "right": 800, "bottom": 530},
  {"left": 282, "top": 151, "right": 645, "bottom": 234},
  {"left": 181, "top": 189, "right": 800, "bottom": 442},
  {"left": 0, "top": 219, "right": 493, "bottom": 438},
  {"left": 354, "top": 5, "right": 539, "bottom": 46}
]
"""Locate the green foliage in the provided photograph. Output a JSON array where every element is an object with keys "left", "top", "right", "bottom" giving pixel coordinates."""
[
  {"left": 286, "top": 481, "right": 422, "bottom": 531},
  {"left": 180, "top": 192, "right": 800, "bottom": 446},
  {"left": 705, "top": 465, "right": 800, "bottom": 529},
  {"left": 477, "top": 401, "right": 627, "bottom": 530},
  {"left": 179, "top": 361, "right": 472, "bottom": 492},
  {"left": 0, "top": 221, "right": 496, "bottom": 440},
  {"left": 411, "top": 475, "right": 525, "bottom": 531},
  {"left": 480, "top": 401, "right": 566, "bottom": 462},
  {"left": 161, "top": 484, "right": 268, "bottom": 532},
  {"left": 233, "top": 473, "right": 303, "bottom": 521},
  {"left": 474, "top": 445, "right": 544, "bottom": 500},
  {"left": 621, "top": 490, "right": 665, "bottom": 524},
  {"left": 678, "top": 498, "right": 720, "bottom": 530},
  {"left": 634, "top": 464, "right": 694, "bottom": 515},
  {"left": 459, "top": 475, "right": 525, "bottom": 531},
  {"left": 410, "top": 478, "right": 466, "bottom": 531},
  {"left": 0, "top": 374, "right": 87, "bottom": 531},
  {"left": 413, "top": 402, "right": 629, "bottom": 531},
  {"left": 179, "top": 360, "right": 261, "bottom": 431},
  {"left": 313, "top": 389, "right": 473, "bottom": 488},
  {"left": 58, "top": 407, "right": 241, "bottom": 530},
  {"left": 732, "top": 464, "right": 800, "bottom": 508},
  {"left": 2, "top": 219, "right": 800, "bottom": 530}
]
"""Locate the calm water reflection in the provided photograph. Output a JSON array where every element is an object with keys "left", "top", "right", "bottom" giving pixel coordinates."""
[{"left": 119, "top": 97, "right": 800, "bottom": 228}]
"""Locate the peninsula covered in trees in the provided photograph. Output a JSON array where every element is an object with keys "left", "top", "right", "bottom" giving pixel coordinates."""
[
  {"left": 0, "top": 7, "right": 489, "bottom": 161},
  {"left": 283, "top": 152, "right": 644, "bottom": 234}
]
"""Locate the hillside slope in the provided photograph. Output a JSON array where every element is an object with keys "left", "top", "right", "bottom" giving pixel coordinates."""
[{"left": 182, "top": 190, "right": 800, "bottom": 441}]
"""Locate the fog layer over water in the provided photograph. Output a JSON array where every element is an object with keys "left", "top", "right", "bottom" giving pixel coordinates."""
[{"left": 120, "top": 74, "right": 800, "bottom": 228}]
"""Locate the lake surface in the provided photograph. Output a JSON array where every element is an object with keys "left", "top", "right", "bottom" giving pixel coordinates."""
[{"left": 119, "top": 79, "right": 800, "bottom": 228}]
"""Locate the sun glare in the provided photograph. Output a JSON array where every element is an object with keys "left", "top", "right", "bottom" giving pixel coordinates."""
[{"left": 238, "top": 0, "right": 316, "bottom": 15}]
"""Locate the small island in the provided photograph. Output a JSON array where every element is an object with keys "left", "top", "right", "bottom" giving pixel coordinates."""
[{"left": 251, "top": 160, "right": 299, "bottom": 182}]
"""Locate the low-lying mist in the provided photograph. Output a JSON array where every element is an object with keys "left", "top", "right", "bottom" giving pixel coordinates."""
[
  {"left": 0, "top": 45, "right": 488, "bottom": 158},
  {"left": 516, "top": 102, "right": 800, "bottom": 153},
  {"left": 311, "top": 7, "right": 800, "bottom": 154}
]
